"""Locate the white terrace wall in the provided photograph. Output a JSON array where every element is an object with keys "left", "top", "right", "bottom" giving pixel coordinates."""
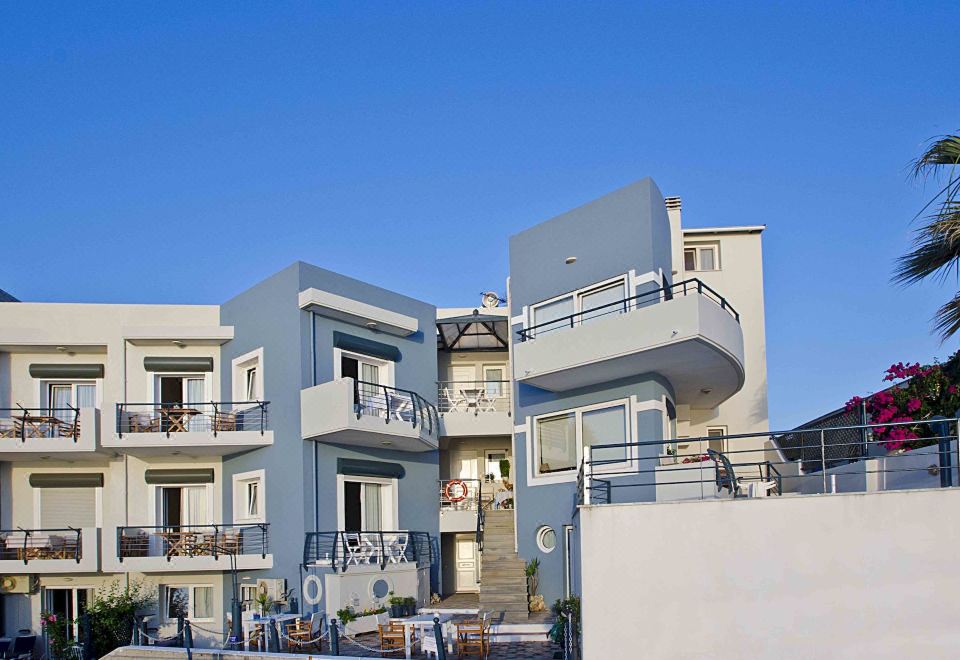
[{"left": 579, "top": 488, "right": 960, "bottom": 660}]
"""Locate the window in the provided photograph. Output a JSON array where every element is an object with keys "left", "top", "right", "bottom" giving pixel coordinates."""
[
  {"left": 534, "top": 401, "right": 631, "bottom": 477},
  {"left": 44, "top": 382, "right": 97, "bottom": 420},
  {"left": 338, "top": 477, "right": 397, "bottom": 532},
  {"left": 240, "top": 585, "right": 259, "bottom": 612},
  {"left": 529, "top": 275, "right": 628, "bottom": 337},
  {"left": 233, "top": 470, "right": 265, "bottom": 523},
  {"left": 232, "top": 348, "right": 264, "bottom": 402},
  {"left": 707, "top": 426, "right": 727, "bottom": 454},
  {"left": 163, "top": 585, "right": 213, "bottom": 621},
  {"left": 482, "top": 365, "right": 507, "bottom": 398},
  {"left": 156, "top": 375, "right": 206, "bottom": 405},
  {"left": 38, "top": 487, "right": 97, "bottom": 528},
  {"left": 536, "top": 526, "right": 557, "bottom": 553},
  {"left": 158, "top": 485, "right": 210, "bottom": 527},
  {"left": 486, "top": 451, "right": 508, "bottom": 481},
  {"left": 684, "top": 244, "right": 720, "bottom": 271}
]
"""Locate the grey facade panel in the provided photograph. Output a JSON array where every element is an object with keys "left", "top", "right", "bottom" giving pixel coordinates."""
[
  {"left": 29, "top": 473, "right": 104, "bottom": 488},
  {"left": 337, "top": 457, "right": 406, "bottom": 479},
  {"left": 143, "top": 357, "right": 214, "bottom": 372},
  {"left": 145, "top": 468, "right": 215, "bottom": 484},
  {"left": 28, "top": 364, "right": 105, "bottom": 379},
  {"left": 332, "top": 331, "right": 402, "bottom": 362}
]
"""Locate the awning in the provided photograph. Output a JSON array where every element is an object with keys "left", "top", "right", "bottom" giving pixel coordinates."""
[
  {"left": 29, "top": 473, "right": 104, "bottom": 488},
  {"left": 333, "top": 332, "right": 402, "bottom": 362},
  {"left": 436, "top": 311, "right": 509, "bottom": 351},
  {"left": 337, "top": 458, "right": 405, "bottom": 480},
  {"left": 143, "top": 357, "right": 214, "bottom": 372},
  {"left": 29, "top": 364, "right": 105, "bottom": 379},
  {"left": 145, "top": 468, "right": 215, "bottom": 484}
]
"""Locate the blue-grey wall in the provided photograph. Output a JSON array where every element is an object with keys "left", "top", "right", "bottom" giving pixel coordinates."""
[{"left": 508, "top": 178, "right": 677, "bottom": 605}]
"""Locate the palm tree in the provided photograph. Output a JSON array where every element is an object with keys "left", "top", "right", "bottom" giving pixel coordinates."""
[{"left": 894, "top": 134, "right": 960, "bottom": 339}]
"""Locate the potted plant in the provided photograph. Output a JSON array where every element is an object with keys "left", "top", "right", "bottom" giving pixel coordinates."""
[
  {"left": 402, "top": 596, "right": 417, "bottom": 617},
  {"left": 499, "top": 458, "right": 512, "bottom": 489},
  {"left": 255, "top": 591, "right": 273, "bottom": 618},
  {"left": 387, "top": 593, "right": 405, "bottom": 618},
  {"left": 525, "top": 558, "right": 540, "bottom": 603},
  {"left": 339, "top": 606, "right": 388, "bottom": 635}
]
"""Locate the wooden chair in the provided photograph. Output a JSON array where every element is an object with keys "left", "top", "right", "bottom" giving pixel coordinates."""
[
  {"left": 247, "top": 623, "right": 266, "bottom": 651},
  {"left": 456, "top": 618, "right": 489, "bottom": 658},
  {"left": 285, "top": 619, "right": 312, "bottom": 649},
  {"left": 215, "top": 410, "right": 238, "bottom": 431},
  {"left": 379, "top": 622, "right": 415, "bottom": 656}
]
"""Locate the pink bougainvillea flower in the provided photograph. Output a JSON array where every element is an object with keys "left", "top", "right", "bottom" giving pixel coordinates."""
[{"left": 907, "top": 397, "right": 922, "bottom": 413}]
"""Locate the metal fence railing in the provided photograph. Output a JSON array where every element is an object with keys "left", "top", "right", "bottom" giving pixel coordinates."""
[
  {"left": 518, "top": 277, "right": 739, "bottom": 341},
  {"left": 0, "top": 407, "right": 81, "bottom": 441},
  {"left": 437, "top": 381, "right": 511, "bottom": 414},
  {"left": 115, "top": 401, "right": 269, "bottom": 437},
  {"left": 117, "top": 524, "right": 269, "bottom": 560},
  {"left": 303, "top": 530, "right": 433, "bottom": 572},
  {"left": 0, "top": 527, "right": 83, "bottom": 563},
  {"left": 576, "top": 417, "right": 960, "bottom": 506},
  {"left": 439, "top": 479, "right": 481, "bottom": 510},
  {"left": 353, "top": 381, "right": 439, "bottom": 435}
]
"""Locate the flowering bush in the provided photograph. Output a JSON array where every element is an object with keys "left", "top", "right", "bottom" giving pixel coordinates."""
[
  {"left": 681, "top": 454, "right": 711, "bottom": 464},
  {"left": 845, "top": 355, "right": 960, "bottom": 452},
  {"left": 41, "top": 611, "right": 71, "bottom": 659}
]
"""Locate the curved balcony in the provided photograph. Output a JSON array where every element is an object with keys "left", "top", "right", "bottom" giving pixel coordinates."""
[
  {"left": 513, "top": 279, "right": 745, "bottom": 407},
  {"left": 301, "top": 379, "right": 439, "bottom": 452}
]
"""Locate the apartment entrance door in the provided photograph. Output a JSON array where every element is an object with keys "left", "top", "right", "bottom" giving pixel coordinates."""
[
  {"left": 451, "top": 450, "right": 479, "bottom": 481},
  {"left": 46, "top": 587, "right": 92, "bottom": 642},
  {"left": 454, "top": 533, "right": 479, "bottom": 593}
]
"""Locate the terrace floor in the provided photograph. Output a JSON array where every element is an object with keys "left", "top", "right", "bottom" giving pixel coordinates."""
[{"left": 290, "top": 633, "right": 558, "bottom": 659}]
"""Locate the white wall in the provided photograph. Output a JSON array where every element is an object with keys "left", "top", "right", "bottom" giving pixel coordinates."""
[{"left": 580, "top": 489, "right": 960, "bottom": 660}]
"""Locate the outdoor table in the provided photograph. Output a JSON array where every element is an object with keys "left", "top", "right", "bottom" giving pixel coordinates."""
[
  {"left": 160, "top": 530, "right": 203, "bottom": 557},
  {"left": 15, "top": 414, "right": 63, "bottom": 438},
  {"left": 459, "top": 388, "right": 483, "bottom": 409},
  {"left": 392, "top": 613, "right": 454, "bottom": 659},
  {"left": 159, "top": 407, "right": 201, "bottom": 432},
  {"left": 241, "top": 613, "right": 299, "bottom": 651}
]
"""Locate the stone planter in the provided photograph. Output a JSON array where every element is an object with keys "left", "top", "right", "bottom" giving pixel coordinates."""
[{"left": 344, "top": 612, "right": 388, "bottom": 636}]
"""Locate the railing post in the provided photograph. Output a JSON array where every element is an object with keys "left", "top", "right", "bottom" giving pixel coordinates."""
[
  {"left": 433, "top": 616, "right": 447, "bottom": 660},
  {"left": 330, "top": 618, "right": 340, "bottom": 655},
  {"left": 21, "top": 529, "right": 29, "bottom": 566},
  {"left": 931, "top": 416, "right": 953, "bottom": 488},
  {"left": 583, "top": 446, "right": 593, "bottom": 506},
  {"left": 383, "top": 385, "right": 391, "bottom": 423},
  {"left": 260, "top": 401, "right": 266, "bottom": 435},
  {"left": 212, "top": 524, "right": 219, "bottom": 559},
  {"left": 262, "top": 523, "right": 267, "bottom": 558},
  {"left": 183, "top": 619, "right": 193, "bottom": 659},
  {"left": 820, "top": 429, "right": 828, "bottom": 493},
  {"left": 74, "top": 527, "right": 82, "bottom": 563},
  {"left": 211, "top": 401, "right": 218, "bottom": 437}
]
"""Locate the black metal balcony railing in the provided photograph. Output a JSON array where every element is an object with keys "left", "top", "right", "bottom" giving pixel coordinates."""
[
  {"left": 0, "top": 528, "right": 82, "bottom": 564},
  {"left": 437, "top": 381, "right": 511, "bottom": 414},
  {"left": 518, "top": 277, "right": 740, "bottom": 342},
  {"left": 115, "top": 401, "right": 269, "bottom": 437},
  {"left": 0, "top": 407, "right": 81, "bottom": 442},
  {"left": 353, "top": 381, "right": 439, "bottom": 435},
  {"left": 303, "top": 530, "right": 433, "bottom": 572},
  {"left": 117, "top": 524, "right": 269, "bottom": 561}
]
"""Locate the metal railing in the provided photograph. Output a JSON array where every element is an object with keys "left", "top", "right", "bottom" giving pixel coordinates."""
[
  {"left": 0, "top": 527, "right": 82, "bottom": 563},
  {"left": 576, "top": 417, "right": 960, "bottom": 505},
  {"left": 353, "top": 381, "right": 439, "bottom": 435},
  {"left": 117, "top": 523, "right": 269, "bottom": 560},
  {"left": 437, "top": 381, "right": 511, "bottom": 414},
  {"left": 0, "top": 407, "right": 81, "bottom": 442},
  {"left": 303, "top": 530, "right": 433, "bottom": 572},
  {"left": 518, "top": 277, "right": 739, "bottom": 341},
  {"left": 439, "top": 478, "right": 481, "bottom": 510},
  {"left": 115, "top": 401, "right": 269, "bottom": 437}
]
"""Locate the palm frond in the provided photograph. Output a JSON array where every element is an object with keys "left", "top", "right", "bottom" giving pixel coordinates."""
[
  {"left": 933, "top": 291, "right": 960, "bottom": 341},
  {"left": 913, "top": 134, "right": 960, "bottom": 179},
  {"left": 894, "top": 202, "right": 960, "bottom": 285}
]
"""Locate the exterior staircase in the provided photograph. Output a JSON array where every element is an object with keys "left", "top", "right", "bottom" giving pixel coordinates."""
[{"left": 479, "top": 509, "right": 529, "bottom": 622}]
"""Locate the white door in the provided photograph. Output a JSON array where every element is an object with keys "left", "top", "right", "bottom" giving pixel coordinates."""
[
  {"left": 451, "top": 450, "right": 479, "bottom": 480},
  {"left": 455, "top": 534, "right": 479, "bottom": 592},
  {"left": 450, "top": 365, "right": 476, "bottom": 389}
]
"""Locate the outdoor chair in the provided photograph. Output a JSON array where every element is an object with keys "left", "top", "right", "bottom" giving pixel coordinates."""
[
  {"left": 707, "top": 449, "right": 743, "bottom": 497},
  {"left": 247, "top": 623, "right": 266, "bottom": 651},
  {"left": 5, "top": 635, "right": 35, "bottom": 660},
  {"left": 285, "top": 619, "right": 312, "bottom": 648},
  {"left": 379, "top": 622, "right": 414, "bottom": 656},
  {"left": 456, "top": 618, "right": 489, "bottom": 658},
  {"left": 476, "top": 388, "right": 498, "bottom": 413},
  {"left": 214, "top": 410, "right": 238, "bottom": 431},
  {"left": 388, "top": 532, "right": 410, "bottom": 564}
]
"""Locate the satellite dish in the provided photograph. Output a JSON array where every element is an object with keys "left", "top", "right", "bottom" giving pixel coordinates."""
[{"left": 481, "top": 292, "right": 502, "bottom": 308}]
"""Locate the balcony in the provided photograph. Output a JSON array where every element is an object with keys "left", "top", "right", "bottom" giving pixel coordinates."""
[
  {"left": 439, "top": 479, "right": 482, "bottom": 533},
  {"left": 110, "top": 523, "right": 272, "bottom": 572},
  {"left": 0, "top": 527, "right": 100, "bottom": 573},
  {"left": 105, "top": 402, "right": 273, "bottom": 457},
  {"left": 438, "top": 381, "right": 512, "bottom": 437},
  {"left": 301, "top": 378, "right": 439, "bottom": 452},
  {"left": 513, "top": 278, "right": 745, "bottom": 407},
  {"left": 0, "top": 407, "right": 102, "bottom": 461}
]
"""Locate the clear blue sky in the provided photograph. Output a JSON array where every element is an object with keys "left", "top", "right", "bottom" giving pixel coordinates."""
[{"left": 2, "top": 2, "right": 959, "bottom": 428}]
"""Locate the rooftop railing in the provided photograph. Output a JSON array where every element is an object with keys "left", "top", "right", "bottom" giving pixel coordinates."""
[
  {"left": 115, "top": 401, "right": 269, "bottom": 437},
  {"left": 0, "top": 407, "right": 81, "bottom": 442},
  {"left": 518, "top": 277, "right": 739, "bottom": 342},
  {"left": 117, "top": 523, "right": 269, "bottom": 560},
  {"left": 303, "top": 530, "right": 433, "bottom": 572},
  {"left": 437, "top": 381, "right": 511, "bottom": 414},
  {"left": 0, "top": 528, "right": 82, "bottom": 563},
  {"left": 576, "top": 417, "right": 960, "bottom": 506},
  {"left": 353, "top": 381, "right": 439, "bottom": 435}
]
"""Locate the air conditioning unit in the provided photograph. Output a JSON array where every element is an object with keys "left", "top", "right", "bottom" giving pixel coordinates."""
[
  {"left": 256, "top": 578, "right": 287, "bottom": 603},
  {"left": 0, "top": 575, "right": 32, "bottom": 594}
]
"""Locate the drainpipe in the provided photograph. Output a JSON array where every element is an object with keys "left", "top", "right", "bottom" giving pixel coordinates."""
[{"left": 311, "top": 313, "right": 319, "bottom": 531}]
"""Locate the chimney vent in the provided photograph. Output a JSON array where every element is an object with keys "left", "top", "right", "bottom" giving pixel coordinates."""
[{"left": 664, "top": 196, "right": 682, "bottom": 211}]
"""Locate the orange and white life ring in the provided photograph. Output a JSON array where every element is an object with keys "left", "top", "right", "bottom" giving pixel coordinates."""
[{"left": 444, "top": 479, "right": 469, "bottom": 503}]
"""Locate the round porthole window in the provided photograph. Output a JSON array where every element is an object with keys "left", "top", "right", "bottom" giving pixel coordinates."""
[
  {"left": 369, "top": 576, "right": 394, "bottom": 602},
  {"left": 536, "top": 526, "right": 557, "bottom": 553}
]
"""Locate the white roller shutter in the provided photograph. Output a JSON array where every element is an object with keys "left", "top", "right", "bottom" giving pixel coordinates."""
[{"left": 39, "top": 488, "right": 96, "bottom": 528}]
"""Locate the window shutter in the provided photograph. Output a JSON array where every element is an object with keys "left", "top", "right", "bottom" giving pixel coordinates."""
[{"left": 39, "top": 487, "right": 96, "bottom": 528}]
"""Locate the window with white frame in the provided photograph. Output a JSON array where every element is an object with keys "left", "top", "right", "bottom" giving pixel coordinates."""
[
  {"left": 233, "top": 470, "right": 265, "bottom": 523},
  {"left": 162, "top": 585, "right": 213, "bottom": 621},
  {"left": 534, "top": 400, "right": 630, "bottom": 476},
  {"left": 43, "top": 382, "right": 97, "bottom": 416},
  {"left": 706, "top": 426, "right": 727, "bottom": 454},
  {"left": 338, "top": 476, "right": 397, "bottom": 532},
  {"left": 232, "top": 348, "right": 264, "bottom": 402},
  {"left": 529, "top": 275, "right": 628, "bottom": 337},
  {"left": 684, "top": 243, "right": 720, "bottom": 271}
]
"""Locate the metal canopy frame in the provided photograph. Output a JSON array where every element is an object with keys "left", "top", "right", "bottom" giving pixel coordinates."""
[{"left": 436, "top": 311, "right": 509, "bottom": 352}]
